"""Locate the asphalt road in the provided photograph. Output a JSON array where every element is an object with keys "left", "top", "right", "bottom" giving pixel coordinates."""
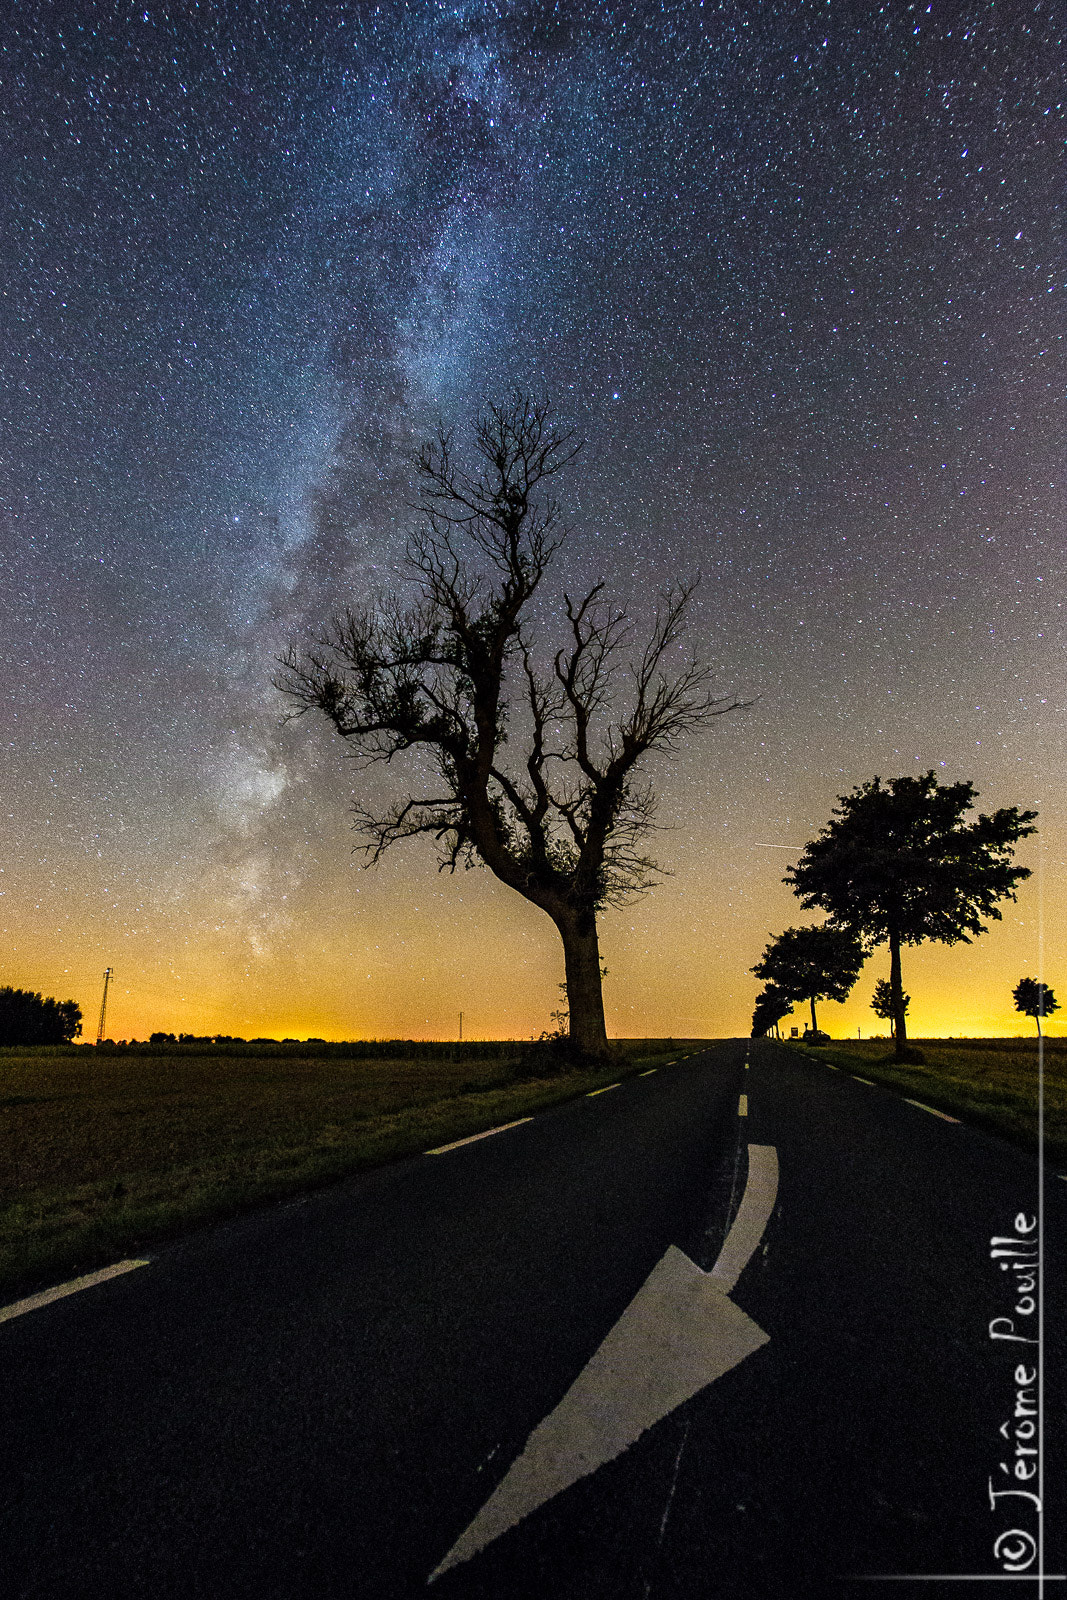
[{"left": 2, "top": 1040, "right": 1063, "bottom": 1598}]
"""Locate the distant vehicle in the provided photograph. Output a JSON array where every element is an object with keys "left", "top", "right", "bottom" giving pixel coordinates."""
[{"left": 803, "top": 1029, "right": 831, "bottom": 1045}]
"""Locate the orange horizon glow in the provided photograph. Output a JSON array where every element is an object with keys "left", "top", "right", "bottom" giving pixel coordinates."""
[{"left": 8, "top": 813, "right": 1061, "bottom": 1050}]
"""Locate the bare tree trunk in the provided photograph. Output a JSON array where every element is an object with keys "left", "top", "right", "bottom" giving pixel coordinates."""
[
  {"left": 558, "top": 913, "right": 610, "bottom": 1060},
  {"left": 889, "top": 929, "right": 908, "bottom": 1058},
  {"left": 809, "top": 995, "right": 818, "bottom": 1033}
]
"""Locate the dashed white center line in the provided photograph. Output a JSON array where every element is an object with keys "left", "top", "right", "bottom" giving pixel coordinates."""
[
  {"left": 639, "top": 1069, "right": 657, "bottom": 1077},
  {"left": 587, "top": 1083, "right": 620, "bottom": 1097},
  {"left": 904, "top": 1098, "right": 960, "bottom": 1123},
  {"left": 426, "top": 1118, "right": 534, "bottom": 1155},
  {"left": 738, "top": 1093, "right": 748, "bottom": 1116},
  {"left": 0, "top": 1259, "right": 150, "bottom": 1325},
  {"left": 852, "top": 1076, "right": 875, "bottom": 1085}
]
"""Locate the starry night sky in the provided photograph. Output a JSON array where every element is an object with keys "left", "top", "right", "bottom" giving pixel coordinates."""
[{"left": 2, "top": 0, "right": 1062, "bottom": 1041}]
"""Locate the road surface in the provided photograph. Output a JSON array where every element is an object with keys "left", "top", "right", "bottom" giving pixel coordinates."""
[{"left": 2, "top": 1040, "right": 1063, "bottom": 1597}]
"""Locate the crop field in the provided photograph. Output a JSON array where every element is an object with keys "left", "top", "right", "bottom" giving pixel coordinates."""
[
  {"left": 0, "top": 1038, "right": 705, "bottom": 1301},
  {"left": 779, "top": 1036, "right": 1066, "bottom": 1166}
]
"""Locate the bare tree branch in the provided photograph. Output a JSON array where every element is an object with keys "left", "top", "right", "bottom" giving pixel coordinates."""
[{"left": 277, "top": 396, "right": 749, "bottom": 1058}]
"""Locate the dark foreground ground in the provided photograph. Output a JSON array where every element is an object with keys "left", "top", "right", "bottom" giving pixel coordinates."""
[{"left": 2, "top": 1039, "right": 1063, "bottom": 1598}]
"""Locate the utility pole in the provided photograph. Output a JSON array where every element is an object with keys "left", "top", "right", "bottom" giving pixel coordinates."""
[{"left": 96, "top": 967, "right": 114, "bottom": 1045}]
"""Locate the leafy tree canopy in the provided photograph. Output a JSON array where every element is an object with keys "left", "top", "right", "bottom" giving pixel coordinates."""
[
  {"left": 1013, "top": 977, "right": 1058, "bottom": 1022},
  {"left": 785, "top": 772, "right": 1036, "bottom": 950},
  {"left": 871, "top": 978, "right": 909, "bottom": 1022},
  {"left": 785, "top": 771, "right": 1035, "bottom": 1059},
  {"left": 751, "top": 923, "right": 865, "bottom": 1033},
  {"left": 0, "top": 987, "right": 82, "bottom": 1046},
  {"left": 751, "top": 984, "right": 792, "bottom": 1038}
]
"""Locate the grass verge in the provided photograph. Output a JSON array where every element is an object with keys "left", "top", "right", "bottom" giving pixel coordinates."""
[
  {"left": 0, "top": 1039, "right": 708, "bottom": 1302},
  {"left": 775, "top": 1037, "right": 1066, "bottom": 1166}
]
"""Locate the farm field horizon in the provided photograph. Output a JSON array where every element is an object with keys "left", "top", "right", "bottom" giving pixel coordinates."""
[{"left": 2, "top": 1033, "right": 1061, "bottom": 1309}]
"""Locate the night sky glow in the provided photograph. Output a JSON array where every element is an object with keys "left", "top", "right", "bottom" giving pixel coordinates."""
[{"left": 2, "top": 0, "right": 1062, "bottom": 1042}]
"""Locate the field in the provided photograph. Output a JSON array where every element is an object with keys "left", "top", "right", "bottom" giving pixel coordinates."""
[
  {"left": 777, "top": 1036, "right": 1066, "bottom": 1166},
  {"left": 0, "top": 1038, "right": 704, "bottom": 1301}
]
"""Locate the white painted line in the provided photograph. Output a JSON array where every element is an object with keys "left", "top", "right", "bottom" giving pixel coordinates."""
[
  {"left": 0, "top": 1259, "right": 150, "bottom": 1325},
  {"left": 586, "top": 1083, "right": 620, "bottom": 1096},
  {"left": 904, "top": 1098, "right": 960, "bottom": 1124},
  {"left": 845, "top": 1574, "right": 1067, "bottom": 1582},
  {"left": 738, "top": 1094, "right": 748, "bottom": 1116},
  {"left": 710, "top": 1144, "right": 779, "bottom": 1293},
  {"left": 431, "top": 1142, "right": 779, "bottom": 1582},
  {"left": 425, "top": 1118, "right": 533, "bottom": 1155},
  {"left": 852, "top": 1076, "right": 875, "bottom": 1085},
  {"left": 639, "top": 1069, "right": 657, "bottom": 1077},
  {"left": 826, "top": 1064, "right": 840, "bottom": 1070}
]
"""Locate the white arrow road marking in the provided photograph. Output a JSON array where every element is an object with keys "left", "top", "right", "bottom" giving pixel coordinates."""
[
  {"left": 429, "top": 1144, "right": 778, "bottom": 1583},
  {"left": 709, "top": 1145, "right": 778, "bottom": 1294}
]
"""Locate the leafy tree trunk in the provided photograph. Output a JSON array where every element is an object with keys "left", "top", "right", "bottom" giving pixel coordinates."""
[
  {"left": 889, "top": 928, "right": 908, "bottom": 1057},
  {"left": 558, "top": 912, "right": 609, "bottom": 1059},
  {"left": 809, "top": 995, "right": 818, "bottom": 1033}
]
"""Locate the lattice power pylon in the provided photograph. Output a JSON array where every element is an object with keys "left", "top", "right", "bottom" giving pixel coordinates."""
[{"left": 96, "top": 966, "right": 114, "bottom": 1045}]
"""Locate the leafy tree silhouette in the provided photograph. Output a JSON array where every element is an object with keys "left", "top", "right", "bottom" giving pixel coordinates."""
[
  {"left": 0, "top": 987, "right": 82, "bottom": 1046},
  {"left": 871, "top": 977, "right": 909, "bottom": 1040},
  {"left": 787, "top": 773, "right": 1036, "bottom": 1060},
  {"left": 751, "top": 983, "right": 792, "bottom": 1039},
  {"left": 1013, "top": 977, "right": 1059, "bottom": 1040},
  {"left": 751, "top": 923, "right": 865, "bottom": 1036}
]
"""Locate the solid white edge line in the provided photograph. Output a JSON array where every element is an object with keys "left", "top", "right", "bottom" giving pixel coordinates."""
[
  {"left": 903, "top": 1098, "right": 960, "bottom": 1123},
  {"left": 426, "top": 1117, "right": 534, "bottom": 1155},
  {"left": 587, "top": 1083, "right": 620, "bottom": 1097},
  {"left": 0, "top": 1259, "right": 151, "bottom": 1325},
  {"left": 710, "top": 1144, "right": 779, "bottom": 1292}
]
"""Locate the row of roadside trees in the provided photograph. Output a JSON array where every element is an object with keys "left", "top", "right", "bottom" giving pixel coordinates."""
[{"left": 750, "top": 772, "right": 1047, "bottom": 1058}]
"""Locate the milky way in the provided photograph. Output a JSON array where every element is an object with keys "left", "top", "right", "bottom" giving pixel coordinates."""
[{"left": 1, "top": 0, "right": 1062, "bottom": 1040}]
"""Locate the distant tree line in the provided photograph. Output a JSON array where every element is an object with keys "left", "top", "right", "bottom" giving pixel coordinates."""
[{"left": 0, "top": 986, "right": 82, "bottom": 1046}]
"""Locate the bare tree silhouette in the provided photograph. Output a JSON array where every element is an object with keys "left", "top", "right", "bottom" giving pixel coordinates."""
[{"left": 278, "top": 395, "right": 744, "bottom": 1059}]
